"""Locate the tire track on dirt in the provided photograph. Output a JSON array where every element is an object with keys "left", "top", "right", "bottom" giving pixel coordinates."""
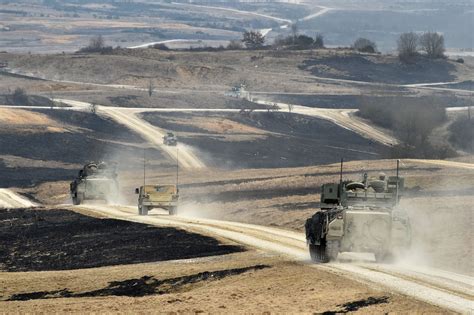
[{"left": 75, "top": 204, "right": 473, "bottom": 313}]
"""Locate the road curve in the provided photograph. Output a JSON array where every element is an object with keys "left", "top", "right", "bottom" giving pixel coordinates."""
[
  {"left": 254, "top": 99, "right": 398, "bottom": 146},
  {"left": 75, "top": 204, "right": 473, "bottom": 313},
  {"left": 100, "top": 106, "right": 206, "bottom": 170},
  {"left": 0, "top": 189, "right": 37, "bottom": 208}
]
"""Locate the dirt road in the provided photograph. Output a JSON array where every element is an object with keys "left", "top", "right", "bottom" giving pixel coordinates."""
[
  {"left": 100, "top": 107, "right": 206, "bottom": 170},
  {"left": 0, "top": 189, "right": 37, "bottom": 208},
  {"left": 254, "top": 99, "right": 398, "bottom": 146},
  {"left": 51, "top": 99, "right": 206, "bottom": 170},
  {"left": 75, "top": 204, "right": 473, "bottom": 313},
  {"left": 404, "top": 159, "right": 474, "bottom": 170}
]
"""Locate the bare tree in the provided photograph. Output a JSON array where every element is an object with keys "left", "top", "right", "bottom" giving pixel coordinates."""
[
  {"left": 89, "top": 35, "right": 105, "bottom": 51},
  {"left": 242, "top": 31, "right": 265, "bottom": 49},
  {"left": 148, "top": 79, "right": 154, "bottom": 97},
  {"left": 288, "top": 103, "right": 294, "bottom": 113},
  {"left": 314, "top": 33, "right": 324, "bottom": 49},
  {"left": 291, "top": 23, "right": 298, "bottom": 42},
  {"left": 419, "top": 32, "right": 445, "bottom": 59},
  {"left": 227, "top": 39, "right": 243, "bottom": 50},
  {"left": 397, "top": 32, "right": 419, "bottom": 61},
  {"left": 353, "top": 38, "right": 377, "bottom": 53}
]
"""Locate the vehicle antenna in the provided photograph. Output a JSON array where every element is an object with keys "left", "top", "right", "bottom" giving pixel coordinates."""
[
  {"left": 176, "top": 147, "right": 179, "bottom": 189},
  {"left": 143, "top": 148, "right": 146, "bottom": 189},
  {"left": 338, "top": 158, "right": 343, "bottom": 202}
]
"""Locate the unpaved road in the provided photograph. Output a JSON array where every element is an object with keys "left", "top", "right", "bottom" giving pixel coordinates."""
[
  {"left": 0, "top": 189, "right": 37, "bottom": 208},
  {"left": 75, "top": 204, "right": 473, "bottom": 314},
  {"left": 254, "top": 99, "right": 398, "bottom": 146},
  {"left": 405, "top": 159, "right": 474, "bottom": 170},
  {"left": 54, "top": 99, "right": 206, "bottom": 170}
]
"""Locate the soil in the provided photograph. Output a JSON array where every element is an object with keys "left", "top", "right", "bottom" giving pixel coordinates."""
[
  {"left": 142, "top": 111, "right": 384, "bottom": 169},
  {"left": 0, "top": 208, "right": 243, "bottom": 272}
]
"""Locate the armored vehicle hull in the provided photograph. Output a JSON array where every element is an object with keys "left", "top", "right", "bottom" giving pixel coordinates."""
[
  {"left": 70, "top": 162, "right": 118, "bottom": 205},
  {"left": 305, "top": 162, "right": 411, "bottom": 263}
]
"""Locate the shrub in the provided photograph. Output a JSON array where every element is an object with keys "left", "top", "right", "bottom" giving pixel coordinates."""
[
  {"left": 227, "top": 40, "right": 243, "bottom": 50},
  {"left": 242, "top": 31, "right": 265, "bottom": 49},
  {"left": 12, "top": 88, "right": 28, "bottom": 105},
  {"left": 353, "top": 38, "right": 377, "bottom": 53},
  {"left": 449, "top": 115, "right": 473, "bottom": 151},
  {"left": 314, "top": 33, "right": 324, "bottom": 48}
]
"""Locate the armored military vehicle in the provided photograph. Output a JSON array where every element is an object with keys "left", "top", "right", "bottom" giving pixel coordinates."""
[
  {"left": 163, "top": 132, "right": 177, "bottom": 146},
  {"left": 305, "top": 160, "right": 411, "bottom": 263},
  {"left": 70, "top": 162, "right": 119, "bottom": 205},
  {"left": 135, "top": 184, "right": 179, "bottom": 215}
]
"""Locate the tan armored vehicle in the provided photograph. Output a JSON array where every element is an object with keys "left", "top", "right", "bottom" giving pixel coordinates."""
[
  {"left": 163, "top": 132, "right": 177, "bottom": 146},
  {"left": 305, "top": 161, "right": 411, "bottom": 263},
  {"left": 135, "top": 184, "right": 179, "bottom": 215},
  {"left": 70, "top": 162, "right": 118, "bottom": 205}
]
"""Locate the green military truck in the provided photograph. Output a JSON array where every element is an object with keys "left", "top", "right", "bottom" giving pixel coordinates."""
[
  {"left": 135, "top": 184, "right": 179, "bottom": 215},
  {"left": 70, "top": 162, "right": 119, "bottom": 205},
  {"left": 305, "top": 162, "right": 411, "bottom": 263}
]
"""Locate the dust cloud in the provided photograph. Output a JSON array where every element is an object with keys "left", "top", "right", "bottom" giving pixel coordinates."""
[{"left": 397, "top": 195, "right": 473, "bottom": 276}]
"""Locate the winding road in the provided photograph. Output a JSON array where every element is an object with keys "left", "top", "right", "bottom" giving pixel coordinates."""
[{"left": 75, "top": 203, "right": 474, "bottom": 314}]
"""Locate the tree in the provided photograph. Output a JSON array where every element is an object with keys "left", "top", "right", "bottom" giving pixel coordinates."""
[
  {"left": 353, "top": 38, "right": 377, "bottom": 53},
  {"left": 148, "top": 79, "right": 154, "bottom": 97},
  {"left": 314, "top": 33, "right": 324, "bottom": 48},
  {"left": 419, "top": 32, "right": 445, "bottom": 59},
  {"left": 89, "top": 35, "right": 105, "bottom": 51},
  {"left": 12, "top": 88, "right": 28, "bottom": 105},
  {"left": 227, "top": 39, "right": 243, "bottom": 50},
  {"left": 291, "top": 23, "right": 298, "bottom": 41},
  {"left": 397, "top": 32, "right": 419, "bottom": 61},
  {"left": 242, "top": 31, "right": 265, "bottom": 49}
]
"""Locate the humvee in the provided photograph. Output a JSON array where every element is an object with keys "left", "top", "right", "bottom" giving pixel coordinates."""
[
  {"left": 135, "top": 184, "right": 179, "bottom": 215},
  {"left": 163, "top": 132, "right": 177, "bottom": 146},
  {"left": 305, "top": 162, "right": 411, "bottom": 263},
  {"left": 70, "top": 162, "right": 118, "bottom": 205}
]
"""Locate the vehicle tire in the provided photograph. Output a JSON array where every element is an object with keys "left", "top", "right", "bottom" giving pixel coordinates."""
[
  {"left": 375, "top": 251, "right": 395, "bottom": 263},
  {"left": 169, "top": 206, "right": 178, "bottom": 216},
  {"left": 326, "top": 240, "right": 340, "bottom": 262},
  {"left": 73, "top": 193, "right": 83, "bottom": 205},
  {"left": 309, "top": 244, "right": 319, "bottom": 262}
]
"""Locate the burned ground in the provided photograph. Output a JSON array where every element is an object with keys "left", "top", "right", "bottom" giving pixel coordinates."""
[
  {"left": 0, "top": 109, "right": 166, "bottom": 187},
  {"left": 142, "top": 111, "right": 383, "bottom": 169},
  {"left": 0, "top": 208, "right": 243, "bottom": 272}
]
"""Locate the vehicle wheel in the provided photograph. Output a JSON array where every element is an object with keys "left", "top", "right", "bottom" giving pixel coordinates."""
[
  {"left": 309, "top": 244, "right": 318, "bottom": 262},
  {"left": 326, "top": 240, "right": 340, "bottom": 262},
  {"left": 138, "top": 206, "right": 148, "bottom": 216},
  {"left": 375, "top": 252, "right": 394, "bottom": 263},
  {"left": 169, "top": 206, "right": 178, "bottom": 216},
  {"left": 73, "top": 193, "right": 83, "bottom": 205}
]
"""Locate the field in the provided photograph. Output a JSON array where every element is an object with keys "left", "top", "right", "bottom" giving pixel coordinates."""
[{"left": 0, "top": 1, "right": 473, "bottom": 312}]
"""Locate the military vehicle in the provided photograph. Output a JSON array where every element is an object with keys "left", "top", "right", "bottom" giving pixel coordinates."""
[
  {"left": 305, "top": 160, "right": 411, "bottom": 263},
  {"left": 163, "top": 132, "right": 177, "bottom": 146},
  {"left": 70, "top": 162, "right": 119, "bottom": 205},
  {"left": 135, "top": 184, "right": 179, "bottom": 215}
]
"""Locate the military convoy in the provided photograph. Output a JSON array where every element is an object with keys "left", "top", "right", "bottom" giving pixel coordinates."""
[
  {"left": 70, "top": 162, "right": 119, "bottom": 205},
  {"left": 135, "top": 184, "right": 179, "bottom": 215},
  {"left": 305, "top": 161, "right": 411, "bottom": 263}
]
